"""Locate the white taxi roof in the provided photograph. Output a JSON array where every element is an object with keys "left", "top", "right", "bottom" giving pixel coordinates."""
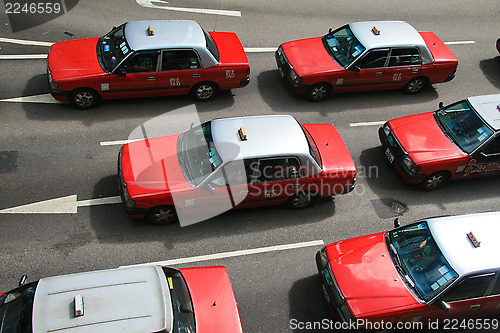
[
  {"left": 125, "top": 20, "right": 206, "bottom": 51},
  {"left": 32, "top": 265, "right": 172, "bottom": 333},
  {"left": 428, "top": 211, "right": 500, "bottom": 277},
  {"left": 211, "top": 115, "right": 310, "bottom": 161},
  {"left": 349, "top": 21, "right": 433, "bottom": 63},
  {"left": 468, "top": 94, "right": 500, "bottom": 131}
]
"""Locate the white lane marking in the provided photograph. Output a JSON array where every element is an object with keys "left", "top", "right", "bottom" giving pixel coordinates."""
[
  {"left": 244, "top": 47, "right": 276, "bottom": 53},
  {"left": 350, "top": 121, "right": 386, "bottom": 127},
  {"left": 0, "top": 195, "right": 121, "bottom": 214},
  {"left": 0, "top": 54, "right": 47, "bottom": 59},
  {"left": 0, "top": 94, "right": 62, "bottom": 104},
  {"left": 136, "top": 0, "right": 241, "bottom": 17},
  {"left": 100, "top": 139, "right": 141, "bottom": 146},
  {"left": 444, "top": 41, "right": 475, "bottom": 45},
  {"left": 122, "top": 239, "right": 324, "bottom": 267},
  {"left": 0, "top": 37, "right": 54, "bottom": 46}
]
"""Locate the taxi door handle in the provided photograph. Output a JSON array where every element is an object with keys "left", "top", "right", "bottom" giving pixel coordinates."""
[
  {"left": 240, "top": 190, "right": 249, "bottom": 194},
  {"left": 193, "top": 74, "right": 201, "bottom": 78},
  {"left": 147, "top": 77, "right": 156, "bottom": 81},
  {"left": 375, "top": 72, "right": 383, "bottom": 76},
  {"left": 470, "top": 304, "right": 481, "bottom": 309},
  {"left": 291, "top": 184, "right": 301, "bottom": 188},
  {"left": 412, "top": 69, "right": 420, "bottom": 73}
]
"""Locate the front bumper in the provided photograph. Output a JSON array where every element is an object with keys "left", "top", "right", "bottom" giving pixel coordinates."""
[
  {"left": 275, "top": 50, "right": 309, "bottom": 93},
  {"left": 378, "top": 127, "right": 426, "bottom": 184},
  {"left": 444, "top": 74, "right": 455, "bottom": 83},
  {"left": 239, "top": 76, "right": 250, "bottom": 87},
  {"left": 315, "top": 251, "right": 350, "bottom": 324},
  {"left": 117, "top": 149, "right": 147, "bottom": 217}
]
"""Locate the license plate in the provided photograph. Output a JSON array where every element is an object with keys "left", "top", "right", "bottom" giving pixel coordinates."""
[{"left": 385, "top": 148, "right": 395, "bottom": 163}]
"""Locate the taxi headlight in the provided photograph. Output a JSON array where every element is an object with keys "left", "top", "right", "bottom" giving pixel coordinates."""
[
  {"left": 48, "top": 70, "right": 58, "bottom": 90},
  {"left": 403, "top": 156, "right": 420, "bottom": 174},
  {"left": 289, "top": 69, "right": 302, "bottom": 85},
  {"left": 383, "top": 122, "right": 391, "bottom": 136},
  {"left": 122, "top": 185, "right": 136, "bottom": 209},
  {"left": 319, "top": 247, "right": 329, "bottom": 268}
]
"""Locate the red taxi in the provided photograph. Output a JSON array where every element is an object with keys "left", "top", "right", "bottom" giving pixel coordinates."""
[
  {"left": 316, "top": 212, "right": 500, "bottom": 328},
  {"left": 47, "top": 20, "right": 250, "bottom": 109},
  {"left": 0, "top": 265, "right": 243, "bottom": 333},
  {"left": 276, "top": 21, "right": 458, "bottom": 101},
  {"left": 380, "top": 94, "right": 500, "bottom": 190},
  {"left": 118, "top": 115, "right": 357, "bottom": 225}
]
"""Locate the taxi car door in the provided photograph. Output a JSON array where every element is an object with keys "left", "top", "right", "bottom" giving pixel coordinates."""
[
  {"left": 437, "top": 273, "right": 494, "bottom": 318},
  {"left": 382, "top": 48, "right": 423, "bottom": 88},
  {"left": 185, "top": 160, "right": 251, "bottom": 216},
  {"left": 338, "top": 49, "right": 389, "bottom": 92},
  {"left": 477, "top": 271, "right": 500, "bottom": 315},
  {"left": 246, "top": 157, "right": 303, "bottom": 207},
  {"left": 157, "top": 49, "right": 202, "bottom": 96},
  {"left": 108, "top": 50, "right": 160, "bottom": 99},
  {"left": 466, "top": 135, "right": 500, "bottom": 177}
]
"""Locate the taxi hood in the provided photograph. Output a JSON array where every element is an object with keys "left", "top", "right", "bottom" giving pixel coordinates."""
[
  {"left": 120, "top": 134, "right": 188, "bottom": 197},
  {"left": 180, "top": 266, "right": 243, "bottom": 333},
  {"left": 326, "top": 232, "right": 420, "bottom": 317},
  {"left": 48, "top": 37, "right": 105, "bottom": 80},
  {"left": 281, "top": 37, "right": 342, "bottom": 75},
  {"left": 389, "top": 112, "right": 466, "bottom": 164}
]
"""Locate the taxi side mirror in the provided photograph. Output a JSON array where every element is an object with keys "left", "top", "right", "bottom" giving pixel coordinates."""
[
  {"left": 206, "top": 184, "right": 215, "bottom": 193},
  {"left": 350, "top": 65, "right": 361, "bottom": 73},
  {"left": 436, "top": 300, "right": 451, "bottom": 312},
  {"left": 438, "top": 102, "right": 444, "bottom": 108},
  {"left": 394, "top": 218, "right": 401, "bottom": 228},
  {"left": 114, "top": 67, "right": 127, "bottom": 77}
]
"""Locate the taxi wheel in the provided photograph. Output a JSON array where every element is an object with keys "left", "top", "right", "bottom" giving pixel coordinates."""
[
  {"left": 70, "top": 88, "right": 99, "bottom": 109},
  {"left": 191, "top": 82, "right": 218, "bottom": 102},
  {"left": 146, "top": 206, "right": 177, "bottom": 226},
  {"left": 421, "top": 171, "right": 450, "bottom": 191},
  {"left": 306, "top": 83, "right": 332, "bottom": 102},
  {"left": 287, "top": 191, "right": 315, "bottom": 209},
  {"left": 403, "top": 77, "right": 427, "bottom": 94},
  {"left": 496, "top": 38, "right": 500, "bottom": 54}
]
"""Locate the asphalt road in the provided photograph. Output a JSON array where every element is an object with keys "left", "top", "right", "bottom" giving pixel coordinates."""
[{"left": 1, "top": 1, "right": 500, "bottom": 332}]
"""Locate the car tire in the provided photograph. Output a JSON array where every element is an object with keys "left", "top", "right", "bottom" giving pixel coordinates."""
[
  {"left": 496, "top": 38, "right": 500, "bottom": 54},
  {"left": 403, "top": 77, "right": 428, "bottom": 94},
  {"left": 287, "top": 191, "right": 315, "bottom": 209},
  {"left": 70, "top": 88, "right": 100, "bottom": 109},
  {"left": 190, "top": 82, "right": 218, "bottom": 102},
  {"left": 420, "top": 171, "right": 450, "bottom": 191},
  {"left": 306, "top": 83, "right": 332, "bottom": 102},
  {"left": 146, "top": 206, "right": 177, "bottom": 226}
]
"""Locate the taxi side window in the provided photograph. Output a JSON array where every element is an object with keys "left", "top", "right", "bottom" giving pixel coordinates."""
[
  {"left": 161, "top": 50, "right": 201, "bottom": 71},
  {"left": 482, "top": 136, "right": 500, "bottom": 155},
  {"left": 356, "top": 49, "right": 389, "bottom": 69},
  {"left": 122, "top": 51, "right": 160, "bottom": 73},
  {"left": 442, "top": 273, "right": 494, "bottom": 302},
  {"left": 250, "top": 157, "right": 301, "bottom": 183},
  {"left": 489, "top": 272, "right": 500, "bottom": 296},
  {"left": 209, "top": 160, "right": 253, "bottom": 187},
  {"left": 388, "top": 48, "right": 421, "bottom": 67}
]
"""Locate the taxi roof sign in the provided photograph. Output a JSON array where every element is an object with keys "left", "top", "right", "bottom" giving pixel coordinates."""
[
  {"left": 467, "top": 231, "right": 481, "bottom": 248},
  {"left": 238, "top": 127, "right": 247, "bottom": 141},
  {"left": 371, "top": 26, "right": 381, "bottom": 35},
  {"left": 147, "top": 25, "right": 154, "bottom": 36}
]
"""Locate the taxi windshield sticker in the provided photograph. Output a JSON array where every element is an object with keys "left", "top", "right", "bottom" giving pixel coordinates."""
[{"left": 103, "top": 44, "right": 110, "bottom": 52}]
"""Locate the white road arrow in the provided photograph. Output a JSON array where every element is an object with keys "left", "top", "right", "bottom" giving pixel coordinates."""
[
  {"left": 0, "top": 195, "right": 121, "bottom": 214},
  {"left": 136, "top": 0, "right": 241, "bottom": 17}
]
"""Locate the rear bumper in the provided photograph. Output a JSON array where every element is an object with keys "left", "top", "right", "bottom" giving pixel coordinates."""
[
  {"left": 444, "top": 74, "right": 455, "bottom": 83},
  {"left": 239, "top": 76, "right": 250, "bottom": 87}
]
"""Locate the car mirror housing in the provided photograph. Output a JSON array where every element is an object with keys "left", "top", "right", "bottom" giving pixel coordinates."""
[
  {"left": 439, "top": 101, "right": 444, "bottom": 108},
  {"left": 394, "top": 218, "right": 401, "bottom": 228},
  {"left": 350, "top": 65, "right": 361, "bottom": 73},
  {"left": 18, "top": 275, "right": 27, "bottom": 286},
  {"left": 436, "top": 300, "right": 451, "bottom": 312},
  {"left": 114, "top": 67, "right": 127, "bottom": 77}
]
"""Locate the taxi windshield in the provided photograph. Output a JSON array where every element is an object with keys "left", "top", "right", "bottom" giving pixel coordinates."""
[
  {"left": 99, "top": 24, "right": 131, "bottom": 72},
  {"left": 434, "top": 101, "right": 493, "bottom": 154},
  {"left": 388, "top": 222, "right": 457, "bottom": 302},
  {"left": 162, "top": 268, "right": 196, "bottom": 333},
  {"left": 0, "top": 282, "right": 37, "bottom": 333},
  {"left": 322, "top": 25, "right": 365, "bottom": 67},
  {"left": 179, "top": 122, "right": 222, "bottom": 186}
]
